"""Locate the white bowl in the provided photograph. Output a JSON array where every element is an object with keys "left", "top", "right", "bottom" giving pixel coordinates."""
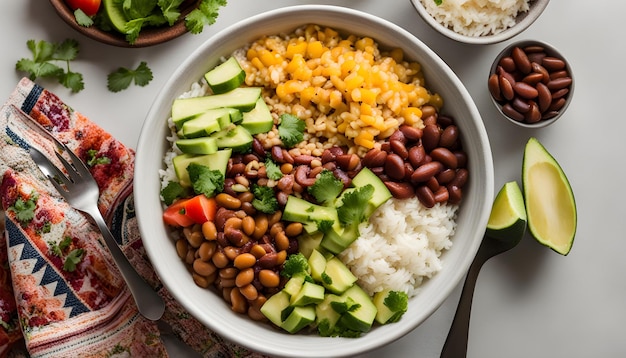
[
  {"left": 135, "top": 5, "right": 494, "bottom": 357},
  {"left": 410, "top": 0, "right": 550, "bottom": 45}
]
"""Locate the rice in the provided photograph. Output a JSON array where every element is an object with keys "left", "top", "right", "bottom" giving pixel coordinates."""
[
  {"left": 420, "top": 0, "right": 531, "bottom": 37},
  {"left": 339, "top": 198, "right": 458, "bottom": 297}
]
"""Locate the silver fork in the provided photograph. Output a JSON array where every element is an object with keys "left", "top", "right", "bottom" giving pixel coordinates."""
[{"left": 28, "top": 143, "right": 166, "bottom": 321}]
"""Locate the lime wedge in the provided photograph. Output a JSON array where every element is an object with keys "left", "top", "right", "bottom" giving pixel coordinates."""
[
  {"left": 102, "top": 0, "right": 128, "bottom": 33},
  {"left": 522, "top": 137, "right": 577, "bottom": 255},
  {"left": 486, "top": 181, "right": 527, "bottom": 242}
]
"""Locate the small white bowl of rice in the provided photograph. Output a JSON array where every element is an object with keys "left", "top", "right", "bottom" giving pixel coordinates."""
[
  {"left": 135, "top": 5, "right": 493, "bottom": 357},
  {"left": 411, "top": 0, "right": 550, "bottom": 45}
]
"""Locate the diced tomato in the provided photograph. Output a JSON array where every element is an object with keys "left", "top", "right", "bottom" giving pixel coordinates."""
[
  {"left": 163, "top": 198, "right": 194, "bottom": 227},
  {"left": 65, "top": 0, "right": 102, "bottom": 17},
  {"left": 183, "top": 195, "right": 217, "bottom": 224}
]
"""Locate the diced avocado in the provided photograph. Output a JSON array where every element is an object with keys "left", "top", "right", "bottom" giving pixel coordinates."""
[
  {"left": 240, "top": 98, "right": 274, "bottom": 134},
  {"left": 171, "top": 87, "right": 262, "bottom": 123},
  {"left": 260, "top": 290, "right": 291, "bottom": 327},
  {"left": 297, "top": 232, "right": 324, "bottom": 258},
  {"left": 322, "top": 257, "right": 357, "bottom": 294},
  {"left": 320, "top": 223, "right": 359, "bottom": 255},
  {"left": 210, "top": 124, "right": 253, "bottom": 153},
  {"left": 290, "top": 281, "right": 325, "bottom": 306},
  {"left": 282, "top": 195, "right": 338, "bottom": 228},
  {"left": 175, "top": 137, "right": 218, "bottom": 155},
  {"left": 349, "top": 167, "right": 392, "bottom": 216},
  {"left": 337, "top": 285, "right": 377, "bottom": 333},
  {"left": 171, "top": 149, "right": 232, "bottom": 187},
  {"left": 315, "top": 293, "right": 343, "bottom": 333},
  {"left": 282, "top": 272, "right": 307, "bottom": 298},
  {"left": 308, "top": 249, "right": 327, "bottom": 282},
  {"left": 204, "top": 57, "right": 246, "bottom": 94},
  {"left": 281, "top": 305, "right": 315, "bottom": 334},
  {"left": 179, "top": 109, "right": 230, "bottom": 137}
]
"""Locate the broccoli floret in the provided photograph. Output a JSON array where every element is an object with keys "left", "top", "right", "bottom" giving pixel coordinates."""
[
  {"left": 160, "top": 181, "right": 188, "bottom": 205},
  {"left": 281, "top": 253, "right": 310, "bottom": 279},
  {"left": 251, "top": 185, "right": 279, "bottom": 214},
  {"left": 308, "top": 170, "right": 344, "bottom": 206},
  {"left": 384, "top": 291, "right": 408, "bottom": 323},
  {"left": 187, "top": 163, "right": 224, "bottom": 198}
]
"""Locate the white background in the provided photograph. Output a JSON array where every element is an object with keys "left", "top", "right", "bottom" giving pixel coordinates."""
[{"left": 1, "top": 1, "right": 624, "bottom": 357}]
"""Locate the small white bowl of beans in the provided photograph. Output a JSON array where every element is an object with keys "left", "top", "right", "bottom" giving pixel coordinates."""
[{"left": 488, "top": 40, "right": 574, "bottom": 128}]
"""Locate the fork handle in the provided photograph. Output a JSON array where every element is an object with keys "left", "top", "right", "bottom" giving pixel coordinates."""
[{"left": 88, "top": 208, "right": 166, "bottom": 321}]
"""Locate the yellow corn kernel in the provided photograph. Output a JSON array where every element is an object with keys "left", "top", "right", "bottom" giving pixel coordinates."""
[
  {"left": 359, "top": 88, "right": 377, "bottom": 105},
  {"left": 322, "top": 65, "right": 341, "bottom": 77},
  {"left": 341, "top": 59, "right": 357, "bottom": 77},
  {"left": 330, "top": 46, "right": 344, "bottom": 60},
  {"left": 345, "top": 74, "right": 364, "bottom": 91},
  {"left": 306, "top": 41, "right": 325, "bottom": 59},
  {"left": 299, "top": 87, "right": 315, "bottom": 106},
  {"left": 329, "top": 90, "right": 344, "bottom": 109},
  {"left": 246, "top": 48, "right": 258, "bottom": 61},
  {"left": 429, "top": 93, "right": 444, "bottom": 110},
  {"left": 402, "top": 107, "right": 423, "bottom": 126},
  {"left": 360, "top": 102, "right": 373, "bottom": 116},
  {"left": 372, "top": 116, "right": 387, "bottom": 131},
  {"left": 338, "top": 39, "right": 354, "bottom": 49},
  {"left": 360, "top": 114, "right": 376, "bottom": 126},
  {"left": 250, "top": 57, "right": 264, "bottom": 70},
  {"left": 389, "top": 48, "right": 404, "bottom": 63},
  {"left": 259, "top": 50, "right": 281, "bottom": 67},
  {"left": 354, "top": 131, "right": 375, "bottom": 149},
  {"left": 337, "top": 121, "right": 349, "bottom": 133},
  {"left": 330, "top": 75, "right": 346, "bottom": 93},
  {"left": 286, "top": 54, "right": 305, "bottom": 73},
  {"left": 324, "top": 27, "right": 339, "bottom": 40},
  {"left": 355, "top": 37, "right": 374, "bottom": 52},
  {"left": 286, "top": 41, "right": 308, "bottom": 59}
]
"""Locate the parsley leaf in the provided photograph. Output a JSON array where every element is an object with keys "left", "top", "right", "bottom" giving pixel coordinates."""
[
  {"left": 185, "top": 0, "right": 227, "bottom": 34},
  {"left": 16, "top": 39, "right": 84, "bottom": 93},
  {"left": 264, "top": 157, "right": 283, "bottom": 181},
  {"left": 187, "top": 163, "right": 224, "bottom": 198},
  {"left": 159, "top": 0, "right": 185, "bottom": 25},
  {"left": 251, "top": 185, "right": 278, "bottom": 214},
  {"left": 107, "top": 61, "right": 153, "bottom": 92},
  {"left": 308, "top": 170, "right": 344, "bottom": 206},
  {"left": 9, "top": 193, "right": 39, "bottom": 226},
  {"left": 383, "top": 291, "right": 409, "bottom": 323},
  {"left": 63, "top": 248, "right": 84, "bottom": 272},
  {"left": 278, "top": 113, "right": 306, "bottom": 148}
]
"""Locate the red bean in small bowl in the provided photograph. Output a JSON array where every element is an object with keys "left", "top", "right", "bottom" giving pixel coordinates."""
[{"left": 488, "top": 40, "right": 574, "bottom": 128}]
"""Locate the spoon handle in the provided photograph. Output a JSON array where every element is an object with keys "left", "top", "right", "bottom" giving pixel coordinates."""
[{"left": 440, "top": 235, "right": 510, "bottom": 358}]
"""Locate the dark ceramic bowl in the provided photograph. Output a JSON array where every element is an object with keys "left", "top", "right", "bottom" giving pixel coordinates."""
[{"left": 49, "top": 0, "right": 200, "bottom": 47}]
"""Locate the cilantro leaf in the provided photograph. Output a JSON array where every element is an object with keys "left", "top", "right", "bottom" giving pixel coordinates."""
[
  {"left": 308, "top": 170, "right": 344, "bottom": 205},
  {"left": 187, "top": 163, "right": 224, "bottom": 198},
  {"left": 63, "top": 248, "right": 84, "bottom": 272},
  {"left": 9, "top": 193, "right": 38, "bottom": 226},
  {"left": 107, "top": 61, "right": 154, "bottom": 92},
  {"left": 185, "top": 0, "right": 227, "bottom": 34},
  {"left": 160, "top": 181, "right": 188, "bottom": 205},
  {"left": 251, "top": 185, "right": 278, "bottom": 214},
  {"left": 86, "top": 149, "right": 111, "bottom": 167},
  {"left": 281, "top": 253, "right": 310, "bottom": 278},
  {"left": 384, "top": 291, "right": 409, "bottom": 323},
  {"left": 264, "top": 157, "right": 283, "bottom": 181},
  {"left": 74, "top": 9, "right": 94, "bottom": 27},
  {"left": 158, "top": 0, "right": 185, "bottom": 25},
  {"left": 336, "top": 184, "right": 374, "bottom": 227},
  {"left": 15, "top": 39, "right": 84, "bottom": 93},
  {"left": 278, "top": 113, "right": 306, "bottom": 148}
]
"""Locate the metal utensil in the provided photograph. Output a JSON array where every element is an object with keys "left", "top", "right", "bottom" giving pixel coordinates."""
[{"left": 440, "top": 233, "right": 522, "bottom": 358}]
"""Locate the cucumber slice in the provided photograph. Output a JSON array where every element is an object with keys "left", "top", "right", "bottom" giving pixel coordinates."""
[
  {"left": 172, "top": 149, "right": 232, "bottom": 187},
  {"left": 171, "top": 87, "right": 261, "bottom": 123},
  {"left": 204, "top": 57, "right": 246, "bottom": 94},
  {"left": 175, "top": 137, "right": 218, "bottom": 155}
]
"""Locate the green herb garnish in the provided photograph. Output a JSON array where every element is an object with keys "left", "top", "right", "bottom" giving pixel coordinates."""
[{"left": 107, "top": 61, "right": 154, "bottom": 92}]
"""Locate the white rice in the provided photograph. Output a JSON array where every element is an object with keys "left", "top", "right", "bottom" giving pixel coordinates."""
[
  {"left": 339, "top": 198, "right": 458, "bottom": 297},
  {"left": 420, "top": 0, "right": 530, "bottom": 37}
]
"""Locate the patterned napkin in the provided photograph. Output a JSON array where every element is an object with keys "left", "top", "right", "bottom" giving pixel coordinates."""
[{"left": 0, "top": 78, "right": 265, "bottom": 358}]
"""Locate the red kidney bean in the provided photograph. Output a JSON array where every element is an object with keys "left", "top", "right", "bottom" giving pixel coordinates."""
[
  {"left": 447, "top": 185, "right": 462, "bottom": 204},
  {"left": 512, "top": 46, "right": 532, "bottom": 74},
  {"left": 294, "top": 165, "right": 316, "bottom": 187},
  {"left": 399, "top": 125, "right": 422, "bottom": 141},
  {"left": 502, "top": 103, "right": 525, "bottom": 122},
  {"left": 430, "top": 147, "right": 457, "bottom": 169},
  {"left": 551, "top": 88, "right": 569, "bottom": 99},
  {"left": 513, "top": 82, "right": 539, "bottom": 99},
  {"left": 408, "top": 145, "right": 426, "bottom": 167},
  {"left": 390, "top": 139, "right": 409, "bottom": 160},
  {"left": 434, "top": 186, "right": 450, "bottom": 203},
  {"left": 532, "top": 62, "right": 550, "bottom": 83},
  {"left": 542, "top": 57, "right": 566, "bottom": 71},
  {"left": 271, "top": 146, "right": 284, "bottom": 163},
  {"left": 410, "top": 161, "right": 443, "bottom": 183},
  {"left": 385, "top": 153, "right": 406, "bottom": 180},
  {"left": 449, "top": 168, "right": 469, "bottom": 188},
  {"left": 454, "top": 151, "right": 468, "bottom": 168},
  {"left": 550, "top": 70, "right": 569, "bottom": 80},
  {"left": 422, "top": 124, "right": 440, "bottom": 151},
  {"left": 547, "top": 77, "right": 573, "bottom": 91},
  {"left": 488, "top": 73, "right": 502, "bottom": 101},
  {"left": 498, "top": 56, "right": 516, "bottom": 73},
  {"left": 512, "top": 97, "right": 531, "bottom": 113},
  {"left": 525, "top": 101, "right": 542, "bottom": 124},
  {"left": 549, "top": 97, "right": 567, "bottom": 112},
  {"left": 426, "top": 177, "right": 440, "bottom": 192},
  {"left": 436, "top": 168, "right": 456, "bottom": 184},
  {"left": 403, "top": 162, "right": 414, "bottom": 180},
  {"left": 415, "top": 185, "right": 436, "bottom": 208},
  {"left": 499, "top": 75, "right": 515, "bottom": 101},
  {"left": 522, "top": 72, "right": 544, "bottom": 86},
  {"left": 439, "top": 125, "right": 459, "bottom": 148},
  {"left": 384, "top": 181, "right": 415, "bottom": 199},
  {"left": 293, "top": 154, "right": 317, "bottom": 165},
  {"left": 536, "top": 82, "right": 552, "bottom": 113},
  {"left": 362, "top": 148, "right": 387, "bottom": 167}
]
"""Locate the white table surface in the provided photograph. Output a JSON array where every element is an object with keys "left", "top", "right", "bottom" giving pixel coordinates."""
[{"left": 2, "top": 1, "right": 624, "bottom": 357}]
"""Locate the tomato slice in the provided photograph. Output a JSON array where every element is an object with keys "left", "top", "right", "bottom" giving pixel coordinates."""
[
  {"left": 65, "top": 0, "right": 102, "bottom": 17},
  {"left": 163, "top": 198, "right": 194, "bottom": 227},
  {"left": 183, "top": 195, "right": 217, "bottom": 224}
]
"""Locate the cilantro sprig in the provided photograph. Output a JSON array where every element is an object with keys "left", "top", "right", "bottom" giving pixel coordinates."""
[
  {"left": 278, "top": 113, "right": 306, "bottom": 148},
  {"left": 107, "top": 61, "right": 154, "bottom": 92},
  {"left": 8, "top": 192, "right": 39, "bottom": 226},
  {"left": 185, "top": 0, "right": 228, "bottom": 34},
  {"left": 16, "top": 39, "right": 84, "bottom": 93},
  {"left": 48, "top": 236, "right": 85, "bottom": 272}
]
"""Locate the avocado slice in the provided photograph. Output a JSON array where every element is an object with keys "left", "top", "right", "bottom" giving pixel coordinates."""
[
  {"left": 348, "top": 167, "right": 392, "bottom": 216},
  {"left": 171, "top": 87, "right": 262, "bottom": 124},
  {"left": 308, "top": 249, "right": 327, "bottom": 282},
  {"left": 282, "top": 195, "right": 339, "bottom": 229},
  {"left": 337, "top": 285, "right": 377, "bottom": 333},
  {"left": 171, "top": 149, "right": 231, "bottom": 187},
  {"left": 260, "top": 290, "right": 291, "bottom": 327},
  {"left": 175, "top": 137, "right": 218, "bottom": 155},
  {"left": 315, "top": 293, "right": 343, "bottom": 333},
  {"left": 290, "top": 281, "right": 325, "bottom": 306},
  {"left": 297, "top": 232, "right": 324, "bottom": 258},
  {"left": 281, "top": 305, "right": 316, "bottom": 334},
  {"left": 240, "top": 97, "right": 274, "bottom": 134},
  {"left": 322, "top": 257, "right": 357, "bottom": 295}
]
